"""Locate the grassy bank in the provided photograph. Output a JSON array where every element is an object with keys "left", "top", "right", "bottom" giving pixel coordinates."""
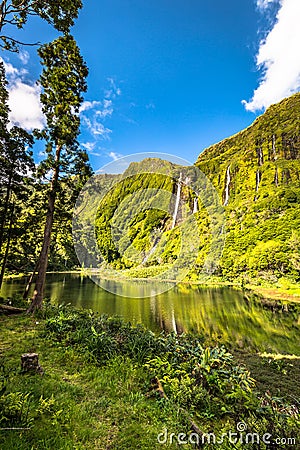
[
  {"left": 0, "top": 313, "right": 184, "bottom": 449},
  {"left": 0, "top": 305, "right": 299, "bottom": 449}
]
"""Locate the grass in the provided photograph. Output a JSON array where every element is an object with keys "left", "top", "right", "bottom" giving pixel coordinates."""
[
  {"left": 233, "top": 349, "right": 300, "bottom": 401},
  {"left": 0, "top": 306, "right": 299, "bottom": 449},
  {"left": 0, "top": 314, "right": 186, "bottom": 449}
]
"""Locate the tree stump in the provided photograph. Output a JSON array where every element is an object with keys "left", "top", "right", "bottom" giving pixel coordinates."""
[{"left": 21, "top": 353, "right": 43, "bottom": 374}]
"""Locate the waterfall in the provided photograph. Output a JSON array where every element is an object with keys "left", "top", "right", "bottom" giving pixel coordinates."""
[
  {"left": 193, "top": 196, "right": 198, "bottom": 213},
  {"left": 272, "top": 134, "right": 277, "bottom": 159},
  {"left": 142, "top": 241, "right": 159, "bottom": 264},
  {"left": 171, "top": 173, "right": 182, "bottom": 229},
  {"left": 223, "top": 166, "right": 230, "bottom": 206},
  {"left": 257, "top": 147, "right": 264, "bottom": 166},
  {"left": 274, "top": 167, "right": 279, "bottom": 187},
  {"left": 255, "top": 170, "right": 261, "bottom": 192},
  {"left": 254, "top": 170, "right": 261, "bottom": 201}
]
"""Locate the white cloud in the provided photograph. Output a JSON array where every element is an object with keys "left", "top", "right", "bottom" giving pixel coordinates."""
[
  {"left": 80, "top": 78, "right": 121, "bottom": 142},
  {"left": 1, "top": 57, "right": 45, "bottom": 130},
  {"left": 18, "top": 50, "right": 30, "bottom": 65},
  {"left": 108, "top": 151, "right": 123, "bottom": 161},
  {"left": 8, "top": 79, "right": 45, "bottom": 130},
  {"left": 82, "top": 141, "right": 96, "bottom": 152},
  {"left": 2, "top": 59, "right": 28, "bottom": 80},
  {"left": 79, "top": 100, "right": 101, "bottom": 113},
  {"left": 82, "top": 115, "right": 112, "bottom": 140},
  {"left": 243, "top": 0, "right": 300, "bottom": 112},
  {"left": 80, "top": 98, "right": 113, "bottom": 118},
  {"left": 257, "top": 0, "right": 278, "bottom": 9},
  {"left": 105, "top": 77, "right": 122, "bottom": 99}
]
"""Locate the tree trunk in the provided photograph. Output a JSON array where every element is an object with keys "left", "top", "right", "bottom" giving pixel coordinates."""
[
  {"left": 23, "top": 257, "right": 40, "bottom": 299},
  {"left": 0, "top": 171, "right": 12, "bottom": 253},
  {"left": 0, "top": 201, "right": 14, "bottom": 288},
  {"left": 27, "top": 146, "right": 61, "bottom": 314}
]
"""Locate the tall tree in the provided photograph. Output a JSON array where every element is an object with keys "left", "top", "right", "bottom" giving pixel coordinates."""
[
  {"left": 27, "top": 34, "right": 88, "bottom": 313},
  {"left": 0, "top": 0, "right": 82, "bottom": 51},
  {"left": 0, "top": 61, "right": 34, "bottom": 287}
]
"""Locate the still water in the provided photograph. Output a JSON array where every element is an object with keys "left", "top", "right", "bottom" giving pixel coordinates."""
[{"left": 2, "top": 273, "right": 299, "bottom": 354}]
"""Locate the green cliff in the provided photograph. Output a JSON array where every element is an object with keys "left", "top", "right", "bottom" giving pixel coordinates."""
[
  {"left": 93, "top": 93, "right": 300, "bottom": 284},
  {"left": 196, "top": 92, "right": 300, "bottom": 283}
]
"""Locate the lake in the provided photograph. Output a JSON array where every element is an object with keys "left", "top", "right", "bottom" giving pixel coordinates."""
[{"left": 2, "top": 272, "right": 299, "bottom": 354}]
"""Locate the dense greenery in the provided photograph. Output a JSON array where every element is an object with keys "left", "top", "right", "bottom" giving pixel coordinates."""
[
  {"left": 0, "top": 3, "right": 298, "bottom": 448},
  {"left": 28, "top": 34, "right": 90, "bottom": 312},
  {"left": 0, "top": 0, "right": 82, "bottom": 51},
  {"left": 0, "top": 306, "right": 299, "bottom": 448},
  {"left": 0, "top": 60, "right": 34, "bottom": 287},
  {"left": 91, "top": 93, "right": 300, "bottom": 286},
  {"left": 2, "top": 90, "right": 299, "bottom": 287},
  {"left": 0, "top": 0, "right": 91, "bottom": 290},
  {"left": 196, "top": 92, "right": 300, "bottom": 284}
]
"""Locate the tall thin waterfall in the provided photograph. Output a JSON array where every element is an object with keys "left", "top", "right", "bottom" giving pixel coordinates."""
[
  {"left": 272, "top": 134, "right": 277, "bottom": 159},
  {"left": 257, "top": 147, "right": 264, "bottom": 166},
  {"left": 255, "top": 170, "right": 261, "bottom": 192},
  {"left": 254, "top": 170, "right": 261, "bottom": 201},
  {"left": 223, "top": 166, "right": 230, "bottom": 206},
  {"left": 171, "top": 173, "right": 182, "bottom": 229},
  {"left": 193, "top": 196, "right": 198, "bottom": 213},
  {"left": 274, "top": 167, "right": 279, "bottom": 187},
  {"left": 142, "top": 241, "right": 159, "bottom": 264}
]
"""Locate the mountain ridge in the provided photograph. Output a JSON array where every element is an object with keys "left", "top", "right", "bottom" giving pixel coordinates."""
[{"left": 87, "top": 92, "right": 300, "bottom": 284}]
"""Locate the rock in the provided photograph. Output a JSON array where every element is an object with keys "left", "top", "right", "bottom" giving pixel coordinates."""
[{"left": 21, "top": 353, "right": 44, "bottom": 374}]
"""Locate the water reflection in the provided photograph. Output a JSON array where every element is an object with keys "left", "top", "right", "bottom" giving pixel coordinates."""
[{"left": 2, "top": 273, "right": 299, "bottom": 354}]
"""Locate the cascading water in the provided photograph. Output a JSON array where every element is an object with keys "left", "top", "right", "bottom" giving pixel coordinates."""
[
  {"left": 142, "top": 241, "right": 159, "bottom": 264},
  {"left": 255, "top": 170, "right": 261, "bottom": 192},
  {"left": 223, "top": 166, "right": 230, "bottom": 206},
  {"left": 272, "top": 134, "right": 277, "bottom": 159},
  {"left": 171, "top": 173, "right": 182, "bottom": 229},
  {"left": 257, "top": 147, "right": 264, "bottom": 166},
  {"left": 274, "top": 167, "right": 279, "bottom": 187},
  {"left": 193, "top": 196, "right": 198, "bottom": 213},
  {"left": 254, "top": 170, "right": 261, "bottom": 201}
]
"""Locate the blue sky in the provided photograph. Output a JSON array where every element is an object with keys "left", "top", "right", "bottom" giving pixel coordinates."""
[{"left": 1, "top": 0, "right": 300, "bottom": 171}]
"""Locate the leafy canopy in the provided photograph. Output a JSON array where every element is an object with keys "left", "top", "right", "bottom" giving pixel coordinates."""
[{"left": 0, "top": 0, "right": 82, "bottom": 50}]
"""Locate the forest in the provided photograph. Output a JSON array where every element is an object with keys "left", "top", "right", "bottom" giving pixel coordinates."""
[{"left": 0, "top": 1, "right": 299, "bottom": 449}]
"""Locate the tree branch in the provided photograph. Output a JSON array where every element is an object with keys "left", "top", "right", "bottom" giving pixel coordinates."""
[{"left": 0, "top": 34, "right": 40, "bottom": 50}]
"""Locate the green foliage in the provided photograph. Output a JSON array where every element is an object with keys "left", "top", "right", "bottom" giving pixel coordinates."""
[
  {"left": 0, "top": 61, "right": 34, "bottom": 286},
  {"left": 37, "top": 34, "right": 88, "bottom": 148},
  {"left": 0, "top": 0, "right": 83, "bottom": 51},
  {"left": 91, "top": 94, "right": 300, "bottom": 285},
  {"left": 0, "top": 307, "right": 299, "bottom": 449},
  {"left": 95, "top": 170, "right": 174, "bottom": 267},
  {"left": 42, "top": 305, "right": 300, "bottom": 447},
  {"left": 0, "top": 391, "right": 32, "bottom": 427},
  {"left": 196, "top": 93, "right": 300, "bottom": 283}
]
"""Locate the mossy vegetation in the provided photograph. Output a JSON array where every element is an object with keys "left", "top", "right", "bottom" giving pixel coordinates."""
[
  {"left": 0, "top": 306, "right": 299, "bottom": 449},
  {"left": 196, "top": 93, "right": 300, "bottom": 284},
  {"left": 87, "top": 94, "right": 300, "bottom": 292}
]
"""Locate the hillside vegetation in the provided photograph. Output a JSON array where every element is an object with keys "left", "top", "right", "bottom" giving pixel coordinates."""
[
  {"left": 196, "top": 93, "right": 300, "bottom": 283},
  {"left": 6, "top": 94, "right": 299, "bottom": 285},
  {"left": 92, "top": 93, "right": 300, "bottom": 286}
]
